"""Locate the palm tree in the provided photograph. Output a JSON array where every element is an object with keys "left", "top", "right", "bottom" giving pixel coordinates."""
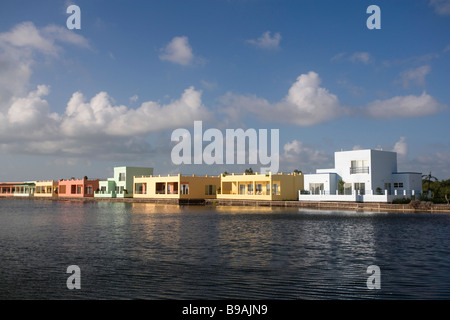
[
  {"left": 422, "top": 171, "right": 438, "bottom": 196},
  {"left": 244, "top": 168, "right": 254, "bottom": 175}
]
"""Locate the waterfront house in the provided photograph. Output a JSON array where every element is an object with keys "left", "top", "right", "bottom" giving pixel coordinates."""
[
  {"left": 58, "top": 178, "right": 100, "bottom": 198},
  {"left": 133, "top": 174, "right": 221, "bottom": 201},
  {"left": 34, "top": 180, "right": 59, "bottom": 197},
  {"left": 298, "top": 149, "right": 422, "bottom": 202},
  {"left": 0, "top": 182, "right": 20, "bottom": 196},
  {"left": 217, "top": 172, "right": 304, "bottom": 201},
  {"left": 95, "top": 166, "right": 154, "bottom": 198},
  {"left": 14, "top": 182, "right": 36, "bottom": 197}
]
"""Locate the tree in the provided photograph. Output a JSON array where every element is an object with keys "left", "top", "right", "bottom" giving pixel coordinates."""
[
  {"left": 338, "top": 179, "right": 345, "bottom": 195},
  {"left": 422, "top": 171, "right": 438, "bottom": 196},
  {"left": 244, "top": 168, "right": 254, "bottom": 175},
  {"left": 293, "top": 169, "right": 302, "bottom": 174}
]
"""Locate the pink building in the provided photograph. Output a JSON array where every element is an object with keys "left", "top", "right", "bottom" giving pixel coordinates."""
[
  {"left": 0, "top": 182, "right": 20, "bottom": 196},
  {"left": 58, "top": 178, "right": 100, "bottom": 198}
]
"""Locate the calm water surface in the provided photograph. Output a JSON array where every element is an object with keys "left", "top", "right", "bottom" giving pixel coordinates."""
[{"left": 1, "top": 198, "right": 450, "bottom": 299}]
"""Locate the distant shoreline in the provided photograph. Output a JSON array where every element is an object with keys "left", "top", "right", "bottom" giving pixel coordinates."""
[{"left": 2, "top": 196, "right": 450, "bottom": 213}]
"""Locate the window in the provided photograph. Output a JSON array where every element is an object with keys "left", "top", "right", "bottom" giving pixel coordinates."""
[
  {"left": 180, "top": 184, "right": 189, "bottom": 194},
  {"left": 77, "top": 186, "right": 82, "bottom": 194},
  {"left": 71, "top": 185, "right": 77, "bottom": 194},
  {"left": 247, "top": 184, "right": 254, "bottom": 195},
  {"left": 205, "top": 185, "right": 216, "bottom": 195},
  {"left": 239, "top": 184, "right": 246, "bottom": 195},
  {"left": 101, "top": 186, "right": 106, "bottom": 192},
  {"left": 344, "top": 183, "right": 352, "bottom": 195},
  {"left": 86, "top": 186, "right": 93, "bottom": 194},
  {"left": 135, "top": 183, "right": 146, "bottom": 194},
  {"left": 119, "top": 173, "right": 126, "bottom": 181},
  {"left": 272, "top": 183, "right": 279, "bottom": 195},
  {"left": 394, "top": 183, "right": 404, "bottom": 188},
  {"left": 60, "top": 185, "right": 66, "bottom": 194},
  {"left": 384, "top": 183, "right": 392, "bottom": 195},
  {"left": 354, "top": 183, "right": 365, "bottom": 195},
  {"left": 256, "top": 184, "right": 263, "bottom": 195},
  {"left": 309, "top": 183, "right": 324, "bottom": 195},
  {"left": 156, "top": 183, "right": 166, "bottom": 194},
  {"left": 350, "top": 160, "right": 369, "bottom": 174}
]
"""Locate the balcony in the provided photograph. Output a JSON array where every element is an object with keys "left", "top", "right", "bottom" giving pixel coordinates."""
[{"left": 350, "top": 166, "right": 369, "bottom": 174}]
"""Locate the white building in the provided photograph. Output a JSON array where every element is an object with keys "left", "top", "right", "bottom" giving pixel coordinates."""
[
  {"left": 299, "top": 149, "right": 422, "bottom": 203},
  {"left": 95, "top": 166, "right": 154, "bottom": 198}
]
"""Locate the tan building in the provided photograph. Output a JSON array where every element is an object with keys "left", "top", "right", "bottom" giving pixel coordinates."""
[
  {"left": 134, "top": 174, "right": 221, "bottom": 200},
  {"left": 34, "top": 180, "right": 59, "bottom": 197},
  {"left": 217, "top": 172, "right": 303, "bottom": 201}
]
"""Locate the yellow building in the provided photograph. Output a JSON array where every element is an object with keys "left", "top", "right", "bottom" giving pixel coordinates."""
[
  {"left": 34, "top": 180, "right": 59, "bottom": 197},
  {"left": 134, "top": 174, "right": 221, "bottom": 200},
  {"left": 217, "top": 172, "right": 303, "bottom": 201}
]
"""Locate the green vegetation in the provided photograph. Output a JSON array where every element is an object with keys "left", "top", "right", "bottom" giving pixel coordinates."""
[
  {"left": 244, "top": 168, "right": 254, "bottom": 175},
  {"left": 422, "top": 173, "right": 450, "bottom": 204},
  {"left": 392, "top": 198, "right": 412, "bottom": 204},
  {"left": 337, "top": 179, "right": 345, "bottom": 195}
]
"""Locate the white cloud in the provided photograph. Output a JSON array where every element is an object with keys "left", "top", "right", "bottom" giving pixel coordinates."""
[
  {"left": 429, "top": 0, "right": 450, "bottom": 15},
  {"left": 399, "top": 65, "right": 431, "bottom": 88},
  {"left": 349, "top": 52, "right": 372, "bottom": 64},
  {"left": 220, "top": 72, "right": 342, "bottom": 126},
  {"left": 0, "top": 22, "right": 90, "bottom": 108},
  {"left": 247, "top": 31, "right": 281, "bottom": 50},
  {"left": 41, "top": 24, "right": 90, "bottom": 49},
  {"left": 159, "top": 36, "right": 194, "bottom": 65},
  {"left": 366, "top": 92, "right": 446, "bottom": 119},
  {"left": 0, "top": 23, "right": 211, "bottom": 159},
  {"left": 61, "top": 86, "right": 211, "bottom": 137},
  {"left": 331, "top": 51, "right": 372, "bottom": 64},
  {"left": 393, "top": 136, "right": 408, "bottom": 157},
  {"left": 0, "top": 21, "right": 56, "bottom": 55},
  {"left": 281, "top": 139, "right": 331, "bottom": 173}
]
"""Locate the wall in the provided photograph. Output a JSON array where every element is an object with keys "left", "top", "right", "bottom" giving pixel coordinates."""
[{"left": 114, "top": 167, "right": 154, "bottom": 197}]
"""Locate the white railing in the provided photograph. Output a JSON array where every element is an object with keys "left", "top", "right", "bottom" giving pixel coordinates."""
[{"left": 298, "top": 189, "right": 422, "bottom": 202}]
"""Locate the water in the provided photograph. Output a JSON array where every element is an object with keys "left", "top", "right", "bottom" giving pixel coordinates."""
[{"left": 1, "top": 198, "right": 450, "bottom": 300}]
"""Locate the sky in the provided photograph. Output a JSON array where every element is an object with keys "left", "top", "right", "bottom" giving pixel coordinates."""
[{"left": 0, "top": 0, "right": 449, "bottom": 181}]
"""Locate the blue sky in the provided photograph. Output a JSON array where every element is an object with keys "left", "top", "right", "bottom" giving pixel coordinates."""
[{"left": 0, "top": 0, "right": 449, "bottom": 181}]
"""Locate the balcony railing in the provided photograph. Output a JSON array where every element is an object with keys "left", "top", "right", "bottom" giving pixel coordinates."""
[{"left": 350, "top": 166, "right": 369, "bottom": 174}]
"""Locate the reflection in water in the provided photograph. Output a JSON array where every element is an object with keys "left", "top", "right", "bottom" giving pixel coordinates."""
[{"left": 0, "top": 199, "right": 450, "bottom": 299}]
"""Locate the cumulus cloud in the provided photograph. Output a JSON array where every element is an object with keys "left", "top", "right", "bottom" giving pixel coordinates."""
[
  {"left": 61, "top": 86, "right": 211, "bottom": 137},
  {"left": 0, "top": 21, "right": 89, "bottom": 56},
  {"left": 159, "top": 36, "right": 194, "bottom": 65},
  {"left": 399, "top": 65, "right": 430, "bottom": 88},
  {"left": 0, "top": 21, "right": 90, "bottom": 108},
  {"left": 220, "top": 71, "right": 343, "bottom": 126},
  {"left": 0, "top": 23, "right": 211, "bottom": 159},
  {"left": 366, "top": 92, "right": 446, "bottom": 119},
  {"left": 281, "top": 139, "right": 331, "bottom": 172},
  {"left": 247, "top": 31, "right": 281, "bottom": 50},
  {"left": 393, "top": 136, "right": 408, "bottom": 157}
]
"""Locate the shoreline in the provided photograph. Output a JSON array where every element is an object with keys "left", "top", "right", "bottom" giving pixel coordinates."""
[{"left": 2, "top": 196, "right": 450, "bottom": 213}]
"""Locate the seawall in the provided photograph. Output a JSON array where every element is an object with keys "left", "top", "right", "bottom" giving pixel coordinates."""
[{"left": 2, "top": 196, "right": 450, "bottom": 213}]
